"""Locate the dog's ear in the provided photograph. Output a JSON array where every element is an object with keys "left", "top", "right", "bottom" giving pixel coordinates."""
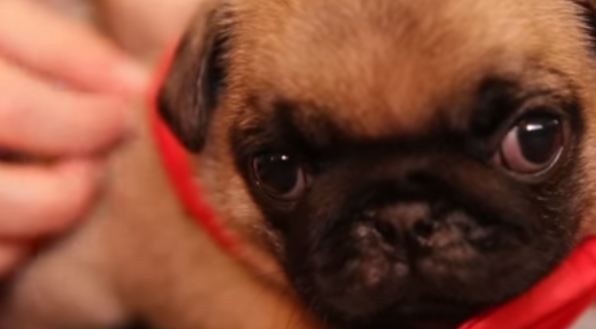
[
  {"left": 574, "top": 0, "right": 596, "bottom": 51},
  {"left": 158, "top": 0, "right": 231, "bottom": 152}
]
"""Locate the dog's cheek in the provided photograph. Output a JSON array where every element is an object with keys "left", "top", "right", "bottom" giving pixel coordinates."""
[
  {"left": 577, "top": 105, "right": 596, "bottom": 235},
  {"left": 563, "top": 2, "right": 596, "bottom": 237},
  {"left": 569, "top": 0, "right": 596, "bottom": 237}
]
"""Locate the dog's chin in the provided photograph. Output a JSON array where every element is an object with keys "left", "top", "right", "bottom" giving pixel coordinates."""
[
  {"left": 287, "top": 203, "right": 570, "bottom": 329},
  {"left": 348, "top": 301, "right": 478, "bottom": 329}
]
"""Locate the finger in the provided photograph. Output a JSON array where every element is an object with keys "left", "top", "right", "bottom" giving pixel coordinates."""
[
  {"left": 97, "top": 0, "right": 200, "bottom": 57},
  {"left": 0, "top": 159, "right": 102, "bottom": 238},
  {"left": 0, "top": 243, "right": 28, "bottom": 277},
  {"left": 0, "top": 0, "right": 148, "bottom": 96},
  {"left": 0, "top": 59, "right": 132, "bottom": 156}
]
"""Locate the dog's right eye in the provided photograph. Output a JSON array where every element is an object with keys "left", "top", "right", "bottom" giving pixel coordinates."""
[{"left": 251, "top": 154, "right": 310, "bottom": 201}]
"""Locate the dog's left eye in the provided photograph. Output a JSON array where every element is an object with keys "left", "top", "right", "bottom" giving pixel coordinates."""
[
  {"left": 496, "top": 113, "right": 565, "bottom": 175},
  {"left": 251, "top": 153, "right": 310, "bottom": 201}
]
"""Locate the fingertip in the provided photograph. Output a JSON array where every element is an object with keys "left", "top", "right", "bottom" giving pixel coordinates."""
[
  {"left": 0, "top": 243, "right": 28, "bottom": 277},
  {"left": 55, "top": 158, "right": 103, "bottom": 182},
  {"left": 40, "top": 159, "right": 104, "bottom": 235},
  {"left": 100, "top": 98, "right": 139, "bottom": 151},
  {"left": 0, "top": 161, "right": 106, "bottom": 240},
  {"left": 56, "top": 159, "right": 104, "bottom": 198},
  {"left": 72, "top": 96, "right": 137, "bottom": 155},
  {"left": 109, "top": 60, "right": 151, "bottom": 98}
]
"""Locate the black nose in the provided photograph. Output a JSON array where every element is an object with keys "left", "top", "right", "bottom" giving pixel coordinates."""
[
  {"left": 367, "top": 202, "right": 441, "bottom": 248},
  {"left": 361, "top": 198, "right": 501, "bottom": 257},
  {"left": 353, "top": 164, "right": 472, "bottom": 251}
]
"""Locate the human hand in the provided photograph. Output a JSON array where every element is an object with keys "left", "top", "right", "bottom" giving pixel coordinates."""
[
  {"left": 0, "top": 0, "right": 148, "bottom": 275},
  {"left": 97, "top": 0, "right": 203, "bottom": 60}
]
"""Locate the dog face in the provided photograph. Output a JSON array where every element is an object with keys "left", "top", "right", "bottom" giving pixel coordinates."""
[{"left": 160, "top": 0, "right": 596, "bottom": 328}]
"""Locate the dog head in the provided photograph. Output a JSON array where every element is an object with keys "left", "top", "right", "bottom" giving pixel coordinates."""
[{"left": 159, "top": 0, "right": 596, "bottom": 327}]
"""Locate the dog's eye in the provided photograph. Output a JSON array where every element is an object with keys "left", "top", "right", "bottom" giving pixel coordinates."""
[
  {"left": 251, "top": 154, "right": 310, "bottom": 200},
  {"left": 496, "top": 113, "right": 565, "bottom": 175}
]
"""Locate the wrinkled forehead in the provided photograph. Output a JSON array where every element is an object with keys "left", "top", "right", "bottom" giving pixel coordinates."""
[{"left": 229, "top": 0, "right": 591, "bottom": 138}]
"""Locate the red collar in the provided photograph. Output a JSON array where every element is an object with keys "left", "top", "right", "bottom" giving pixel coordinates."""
[{"left": 148, "top": 45, "right": 596, "bottom": 329}]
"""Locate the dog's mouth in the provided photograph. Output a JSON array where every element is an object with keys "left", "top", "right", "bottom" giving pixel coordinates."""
[{"left": 287, "top": 198, "right": 568, "bottom": 328}]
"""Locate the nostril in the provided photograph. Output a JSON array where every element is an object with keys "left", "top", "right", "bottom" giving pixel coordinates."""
[
  {"left": 412, "top": 218, "right": 438, "bottom": 240},
  {"left": 374, "top": 220, "right": 400, "bottom": 244}
]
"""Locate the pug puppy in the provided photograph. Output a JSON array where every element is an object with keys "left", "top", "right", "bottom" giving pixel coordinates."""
[{"left": 3, "top": 0, "right": 596, "bottom": 328}]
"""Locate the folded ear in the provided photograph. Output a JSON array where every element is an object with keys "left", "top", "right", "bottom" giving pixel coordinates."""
[{"left": 158, "top": 0, "right": 231, "bottom": 152}]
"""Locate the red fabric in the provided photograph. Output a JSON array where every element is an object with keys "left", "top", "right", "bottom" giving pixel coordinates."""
[
  {"left": 460, "top": 238, "right": 596, "bottom": 329},
  {"left": 148, "top": 44, "right": 596, "bottom": 329}
]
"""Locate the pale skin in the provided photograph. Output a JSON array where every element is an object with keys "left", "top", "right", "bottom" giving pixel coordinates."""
[{"left": 0, "top": 0, "right": 199, "bottom": 276}]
